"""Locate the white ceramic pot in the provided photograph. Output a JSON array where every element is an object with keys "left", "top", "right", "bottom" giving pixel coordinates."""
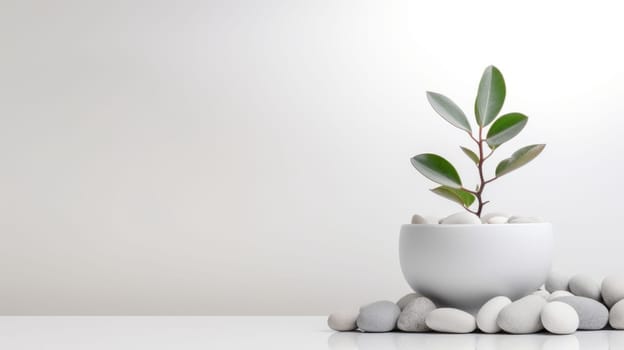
[{"left": 399, "top": 223, "right": 553, "bottom": 312}]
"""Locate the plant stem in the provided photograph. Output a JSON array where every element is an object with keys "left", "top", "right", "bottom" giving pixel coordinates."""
[
  {"left": 473, "top": 126, "right": 495, "bottom": 216},
  {"left": 464, "top": 129, "right": 497, "bottom": 217},
  {"left": 475, "top": 127, "right": 486, "bottom": 216}
]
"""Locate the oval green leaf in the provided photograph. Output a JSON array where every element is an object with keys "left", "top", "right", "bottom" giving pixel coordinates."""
[
  {"left": 460, "top": 146, "right": 479, "bottom": 165},
  {"left": 475, "top": 65, "right": 506, "bottom": 127},
  {"left": 495, "top": 144, "right": 546, "bottom": 177},
  {"left": 431, "top": 186, "right": 476, "bottom": 207},
  {"left": 410, "top": 153, "right": 462, "bottom": 188},
  {"left": 486, "top": 113, "right": 528, "bottom": 148},
  {"left": 426, "top": 91, "right": 472, "bottom": 132}
]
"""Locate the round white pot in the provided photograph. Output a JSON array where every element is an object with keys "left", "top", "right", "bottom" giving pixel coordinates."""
[{"left": 399, "top": 223, "right": 553, "bottom": 312}]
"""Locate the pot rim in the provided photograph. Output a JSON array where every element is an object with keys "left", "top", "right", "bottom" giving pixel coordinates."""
[{"left": 401, "top": 222, "right": 552, "bottom": 228}]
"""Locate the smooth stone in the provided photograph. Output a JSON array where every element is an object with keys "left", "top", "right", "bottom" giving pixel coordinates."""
[
  {"left": 396, "top": 292, "right": 422, "bottom": 310},
  {"left": 532, "top": 289, "right": 550, "bottom": 299},
  {"left": 356, "top": 301, "right": 400, "bottom": 332},
  {"left": 507, "top": 216, "right": 544, "bottom": 223},
  {"left": 541, "top": 301, "right": 579, "bottom": 334},
  {"left": 601, "top": 275, "right": 624, "bottom": 308},
  {"left": 545, "top": 270, "right": 571, "bottom": 292},
  {"left": 439, "top": 212, "right": 481, "bottom": 225},
  {"left": 569, "top": 274, "right": 602, "bottom": 301},
  {"left": 396, "top": 297, "right": 436, "bottom": 332},
  {"left": 486, "top": 216, "right": 508, "bottom": 224},
  {"left": 411, "top": 214, "right": 428, "bottom": 224},
  {"left": 480, "top": 212, "right": 510, "bottom": 224},
  {"left": 410, "top": 214, "right": 438, "bottom": 224},
  {"left": 476, "top": 296, "right": 511, "bottom": 333},
  {"left": 548, "top": 290, "right": 573, "bottom": 301},
  {"left": 552, "top": 295, "right": 608, "bottom": 330},
  {"left": 425, "top": 308, "right": 476, "bottom": 333},
  {"left": 610, "top": 299, "right": 624, "bottom": 329},
  {"left": 497, "top": 295, "right": 547, "bottom": 334},
  {"left": 328, "top": 310, "right": 359, "bottom": 331}
]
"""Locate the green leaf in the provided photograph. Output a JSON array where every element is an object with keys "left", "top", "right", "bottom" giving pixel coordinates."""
[
  {"left": 486, "top": 113, "right": 528, "bottom": 148},
  {"left": 431, "top": 186, "right": 476, "bottom": 207},
  {"left": 426, "top": 91, "right": 472, "bottom": 132},
  {"left": 495, "top": 144, "right": 546, "bottom": 177},
  {"left": 475, "top": 65, "right": 506, "bottom": 127},
  {"left": 460, "top": 146, "right": 479, "bottom": 165},
  {"left": 410, "top": 153, "right": 462, "bottom": 188}
]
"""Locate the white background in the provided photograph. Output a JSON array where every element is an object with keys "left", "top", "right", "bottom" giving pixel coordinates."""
[{"left": 1, "top": 0, "right": 623, "bottom": 315}]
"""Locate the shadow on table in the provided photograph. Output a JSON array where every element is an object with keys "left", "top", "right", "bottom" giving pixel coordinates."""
[{"left": 327, "top": 330, "right": 624, "bottom": 350}]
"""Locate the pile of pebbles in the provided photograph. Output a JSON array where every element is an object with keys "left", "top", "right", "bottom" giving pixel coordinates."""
[
  {"left": 328, "top": 271, "right": 624, "bottom": 334},
  {"left": 411, "top": 211, "right": 543, "bottom": 224}
]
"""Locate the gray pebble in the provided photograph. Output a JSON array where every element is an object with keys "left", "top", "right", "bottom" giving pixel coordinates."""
[
  {"left": 569, "top": 274, "right": 602, "bottom": 301},
  {"left": 601, "top": 275, "right": 624, "bottom": 308},
  {"left": 397, "top": 297, "right": 436, "bottom": 332},
  {"left": 356, "top": 301, "right": 400, "bottom": 332},
  {"left": 328, "top": 310, "right": 359, "bottom": 331},
  {"left": 497, "top": 295, "right": 547, "bottom": 334},
  {"left": 552, "top": 295, "right": 608, "bottom": 330},
  {"left": 545, "top": 270, "right": 571, "bottom": 292},
  {"left": 396, "top": 292, "right": 422, "bottom": 310}
]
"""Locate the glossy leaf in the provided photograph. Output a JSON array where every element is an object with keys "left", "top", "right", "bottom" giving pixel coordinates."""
[
  {"left": 460, "top": 146, "right": 479, "bottom": 165},
  {"left": 495, "top": 144, "right": 546, "bottom": 177},
  {"left": 475, "top": 65, "right": 506, "bottom": 127},
  {"left": 431, "top": 186, "right": 476, "bottom": 207},
  {"left": 486, "top": 113, "right": 528, "bottom": 148},
  {"left": 426, "top": 91, "right": 472, "bottom": 132},
  {"left": 410, "top": 153, "right": 462, "bottom": 188}
]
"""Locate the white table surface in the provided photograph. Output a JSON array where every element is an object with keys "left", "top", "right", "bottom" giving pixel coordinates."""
[{"left": 0, "top": 316, "right": 622, "bottom": 349}]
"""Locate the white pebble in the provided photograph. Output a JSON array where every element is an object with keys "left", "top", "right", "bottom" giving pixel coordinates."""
[
  {"left": 411, "top": 214, "right": 428, "bottom": 224},
  {"left": 541, "top": 301, "right": 579, "bottom": 334},
  {"left": 480, "top": 212, "right": 510, "bottom": 223},
  {"left": 425, "top": 308, "right": 476, "bottom": 333},
  {"left": 486, "top": 216, "right": 508, "bottom": 224},
  {"left": 476, "top": 296, "right": 511, "bottom": 333},
  {"left": 496, "top": 295, "right": 547, "bottom": 334},
  {"left": 611, "top": 299, "right": 624, "bottom": 329},
  {"left": 328, "top": 311, "right": 359, "bottom": 331},
  {"left": 439, "top": 212, "right": 481, "bottom": 225}
]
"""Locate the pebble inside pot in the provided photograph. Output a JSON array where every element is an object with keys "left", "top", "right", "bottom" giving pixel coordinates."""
[{"left": 401, "top": 66, "right": 553, "bottom": 312}]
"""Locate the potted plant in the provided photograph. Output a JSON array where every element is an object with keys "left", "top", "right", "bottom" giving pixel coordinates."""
[{"left": 399, "top": 66, "right": 553, "bottom": 312}]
